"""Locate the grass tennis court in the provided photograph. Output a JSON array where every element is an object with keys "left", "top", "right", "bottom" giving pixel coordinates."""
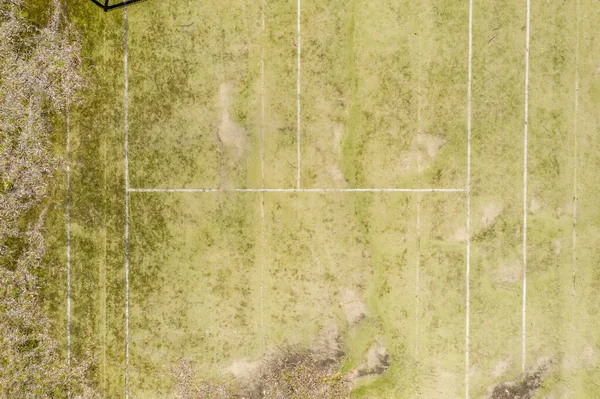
[{"left": 37, "top": 0, "right": 600, "bottom": 397}]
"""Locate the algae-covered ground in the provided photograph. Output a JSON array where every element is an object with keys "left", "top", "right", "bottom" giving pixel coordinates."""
[{"left": 36, "top": 0, "right": 600, "bottom": 397}]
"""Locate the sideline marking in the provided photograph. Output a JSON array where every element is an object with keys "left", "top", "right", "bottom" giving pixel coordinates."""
[
  {"left": 466, "top": 0, "right": 473, "bottom": 395},
  {"left": 128, "top": 187, "right": 467, "bottom": 193},
  {"left": 570, "top": 0, "right": 580, "bottom": 345},
  {"left": 66, "top": 104, "right": 71, "bottom": 372},
  {"left": 521, "top": 0, "right": 531, "bottom": 374},
  {"left": 124, "top": 4, "right": 130, "bottom": 398},
  {"left": 260, "top": 0, "right": 266, "bottom": 353},
  {"left": 296, "top": 0, "right": 301, "bottom": 188},
  {"left": 415, "top": 21, "right": 422, "bottom": 397}
]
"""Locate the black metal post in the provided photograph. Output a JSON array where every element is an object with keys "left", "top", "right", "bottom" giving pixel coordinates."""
[{"left": 90, "top": 0, "right": 148, "bottom": 11}]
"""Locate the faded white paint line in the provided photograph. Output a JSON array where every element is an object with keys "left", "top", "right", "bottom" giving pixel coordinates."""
[
  {"left": 124, "top": 4, "right": 130, "bottom": 398},
  {"left": 466, "top": 0, "right": 473, "bottom": 396},
  {"left": 296, "top": 0, "right": 301, "bottom": 188},
  {"left": 521, "top": 0, "right": 531, "bottom": 374},
  {"left": 128, "top": 187, "right": 467, "bottom": 193},
  {"left": 66, "top": 104, "right": 71, "bottom": 372}
]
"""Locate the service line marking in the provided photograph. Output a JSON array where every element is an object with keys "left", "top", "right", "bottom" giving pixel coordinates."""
[
  {"left": 466, "top": 0, "right": 473, "bottom": 396},
  {"left": 521, "top": 0, "right": 531, "bottom": 374},
  {"left": 128, "top": 188, "right": 467, "bottom": 193},
  {"left": 124, "top": 4, "right": 130, "bottom": 398},
  {"left": 296, "top": 0, "right": 301, "bottom": 188}
]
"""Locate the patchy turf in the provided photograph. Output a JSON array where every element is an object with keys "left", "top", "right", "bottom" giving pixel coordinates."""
[{"left": 36, "top": 0, "right": 600, "bottom": 397}]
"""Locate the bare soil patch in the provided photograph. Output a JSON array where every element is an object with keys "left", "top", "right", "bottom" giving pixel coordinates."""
[
  {"left": 332, "top": 123, "right": 344, "bottom": 155},
  {"left": 495, "top": 262, "right": 521, "bottom": 285},
  {"left": 453, "top": 226, "right": 468, "bottom": 242},
  {"left": 329, "top": 165, "right": 347, "bottom": 185},
  {"left": 347, "top": 342, "right": 390, "bottom": 381},
  {"left": 487, "top": 358, "right": 552, "bottom": 399},
  {"left": 492, "top": 359, "right": 513, "bottom": 377},
  {"left": 173, "top": 320, "right": 393, "bottom": 399},
  {"left": 340, "top": 289, "right": 366, "bottom": 327},
  {"left": 398, "top": 134, "right": 446, "bottom": 173},
  {"left": 530, "top": 197, "right": 541, "bottom": 213},
  {"left": 552, "top": 239, "right": 562, "bottom": 255},
  {"left": 419, "top": 134, "right": 446, "bottom": 158},
  {"left": 481, "top": 203, "right": 504, "bottom": 228},
  {"left": 234, "top": 326, "right": 349, "bottom": 399},
  {"left": 217, "top": 82, "right": 248, "bottom": 161}
]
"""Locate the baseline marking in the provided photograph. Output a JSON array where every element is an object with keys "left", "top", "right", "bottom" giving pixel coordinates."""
[
  {"left": 124, "top": 4, "right": 130, "bottom": 398},
  {"left": 296, "top": 0, "right": 301, "bottom": 188},
  {"left": 521, "top": 0, "right": 531, "bottom": 374},
  {"left": 129, "top": 188, "right": 467, "bottom": 193},
  {"left": 466, "top": 0, "right": 473, "bottom": 396}
]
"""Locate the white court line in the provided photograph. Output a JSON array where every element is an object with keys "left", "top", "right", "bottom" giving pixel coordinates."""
[
  {"left": 570, "top": 0, "right": 580, "bottom": 338},
  {"left": 102, "top": 26, "right": 108, "bottom": 396},
  {"left": 521, "top": 0, "right": 531, "bottom": 374},
  {"left": 465, "top": 0, "right": 473, "bottom": 396},
  {"left": 260, "top": 0, "right": 266, "bottom": 353},
  {"left": 128, "top": 187, "right": 467, "bottom": 193},
  {"left": 415, "top": 26, "right": 423, "bottom": 397},
  {"left": 66, "top": 104, "right": 71, "bottom": 372},
  {"left": 261, "top": 2, "right": 266, "bottom": 191},
  {"left": 123, "top": 5, "right": 130, "bottom": 398},
  {"left": 415, "top": 192, "right": 421, "bottom": 395},
  {"left": 296, "top": 0, "right": 301, "bottom": 188}
]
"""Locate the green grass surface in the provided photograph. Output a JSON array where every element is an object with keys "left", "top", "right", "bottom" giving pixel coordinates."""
[{"left": 38, "top": 0, "right": 600, "bottom": 397}]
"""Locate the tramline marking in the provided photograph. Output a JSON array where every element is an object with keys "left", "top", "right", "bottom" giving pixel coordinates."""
[
  {"left": 124, "top": 5, "right": 130, "bottom": 398},
  {"left": 63, "top": 0, "right": 72, "bottom": 377},
  {"left": 521, "top": 0, "right": 531, "bottom": 374},
  {"left": 296, "top": 0, "right": 301, "bottom": 188},
  {"left": 102, "top": 26, "right": 108, "bottom": 395},
  {"left": 66, "top": 104, "right": 71, "bottom": 373},
  {"left": 128, "top": 187, "right": 466, "bottom": 193},
  {"left": 466, "top": 0, "right": 473, "bottom": 396}
]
